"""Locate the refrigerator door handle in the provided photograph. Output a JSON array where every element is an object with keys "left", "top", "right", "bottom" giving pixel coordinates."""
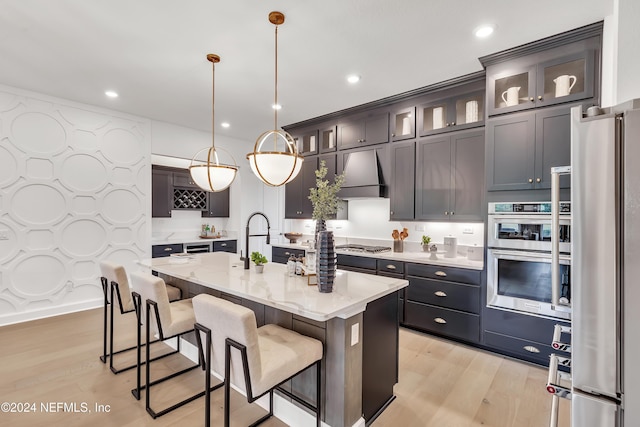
[
  {"left": 552, "top": 324, "right": 572, "bottom": 354},
  {"left": 551, "top": 166, "right": 572, "bottom": 310},
  {"left": 547, "top": 354, "right": 572, "bottom": 399}
]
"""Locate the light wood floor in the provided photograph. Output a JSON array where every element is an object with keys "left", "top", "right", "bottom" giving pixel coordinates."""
[{"left": 0, "top": 308, "right": 569, "bottom": 427}]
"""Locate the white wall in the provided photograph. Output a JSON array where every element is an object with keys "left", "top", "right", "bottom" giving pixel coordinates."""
[{"left": 0, "top": 84, "right": 151, "bottom": 326}]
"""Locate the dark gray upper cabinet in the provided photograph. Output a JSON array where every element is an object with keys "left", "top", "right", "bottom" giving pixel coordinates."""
[
  {"left": 482, "top": 23, "right": 602, "bottom": 117},
  {"left": 202, "top": 187, "right": 230, "bottom": 218},
  {"left": 172, "top": 169, "right": 200, "bottom": 189},
  {"left": 337, "top": 110, "right": 389, "bottom": 149},
  {"left": 417, "top": 90, "right": 485, "bottom": 137},
  {"left": 415, "top": 128, "right": 484, "bottom": 221},
  {"left": 152, "top": 165, "right": 230, "bottom": 218},
  {"left": 290, "top": 126, "right": 319, "bottom": 157},
  {"left": 390, "top": 107, "right": 416, "bottom": 142},
  {"left": 389, "top": 141, "right": 416, "bottom": 220},
  {"left": 152, "top": 167, "right": 172, "bottom": 218},
  {"left": 285, "top": 156, "right": 318, "bottom": 219},
  {"left": 319, "top": 125, "right": 337, "bottom": 153},
  {"left": 486, "top": 104, "right": 573, "bottom": 191}
]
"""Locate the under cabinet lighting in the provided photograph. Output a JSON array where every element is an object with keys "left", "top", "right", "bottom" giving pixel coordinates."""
[
  {"left": 347, "top": 75, "right": 361, "bottom": 84},
  {"left": 105, "top": 90, "right": 118, "bottom": 98},
  {"left": 221, "top": 122, "right": 230, "bottom": 128},
  {"left": 272, "top": 103, "right": 282, "bottom": 110}
]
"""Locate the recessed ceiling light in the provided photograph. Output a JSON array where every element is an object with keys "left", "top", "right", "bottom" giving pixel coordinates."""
[
  {"left": 474, "top": 25, "right": 495, "bottom": 38},
  {"left": 272, "top": 104, "right": 282, "bottom": 110},
  {"left": 347, "top": 75, "right": 361, "bottom": 84},
  {"left": 105, "top": 90, "right": 118, "bottom": 98},
  {"left": 221, "top": 122, "right": 230, "bottom": 128}
]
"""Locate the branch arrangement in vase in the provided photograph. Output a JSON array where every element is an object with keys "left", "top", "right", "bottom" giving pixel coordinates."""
[{"left": 308, "top": 160, "right": 346, "bottom": 221}]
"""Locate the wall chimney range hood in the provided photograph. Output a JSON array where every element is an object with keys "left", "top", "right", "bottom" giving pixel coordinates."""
[{"left": 338, "top": 149, "right": 384, "bottom": 198}]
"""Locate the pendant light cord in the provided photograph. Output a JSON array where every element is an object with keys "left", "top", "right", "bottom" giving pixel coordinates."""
[
  {"left": 273, "top": 23, "right": 279, "bottom": 150},
  {"left": 212, "top": 58, "right": 216, "bottom": 151}
]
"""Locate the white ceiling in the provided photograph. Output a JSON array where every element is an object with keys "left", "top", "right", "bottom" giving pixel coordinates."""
[{"left": 0, "top": 0, "right": 612, "bottom": 144}]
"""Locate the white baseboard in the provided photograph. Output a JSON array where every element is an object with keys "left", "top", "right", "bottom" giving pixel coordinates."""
[
  {"left": 0, "top": 298, "right": 102, "bottom": 327},
  {"left": 179, "top": 338, "right": 364, "bottom": 427}
]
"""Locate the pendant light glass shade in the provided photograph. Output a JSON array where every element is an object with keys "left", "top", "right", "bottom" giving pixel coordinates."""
[
  {"left": 247, "top": 129, "right": 303, "bottom": 187},
  {"left": 190, "top": 146, "right": 238, "bottom": 191},
  {"left": 190, "top": 53, "right": 238, "bottom": 192},
  {"left": 247, "top": 11, "right": 303, "bottom": 187}
]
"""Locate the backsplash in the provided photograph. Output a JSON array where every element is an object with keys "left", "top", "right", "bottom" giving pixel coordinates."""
[
  {"left": 152, "top": 210, "right": 234, "bottom": 242},
  {"left": 283, "top": 198, "right": 485, "bottom": 251}
]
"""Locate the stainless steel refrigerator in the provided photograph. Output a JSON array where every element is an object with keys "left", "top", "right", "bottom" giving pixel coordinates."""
[{"left": 562, "top": 99, "right": 640, "bottom": 426}]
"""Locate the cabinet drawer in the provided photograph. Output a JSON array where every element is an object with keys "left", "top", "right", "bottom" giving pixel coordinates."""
[
  {"left": 337, "top": 254, "right": 377, "bottom": 271},
  {"left": 152, "top": 244, "right": 184, "bottom": 258},
  {"left": 406, "top": 263, "right": 481, "bottom": 286},
  {"left": 405, "top": 301, "right": 479, "bottom": 343},
  {"left": 376, "top": 259, "right": 404, "bottom": 275},
  {"left": 407, "top": 277, "right": 480, "bottom": 314},
  {"left": 484, "top": 307, "right": 570, "bottom": 345},
  {"left": 484, "top": 331, "right": 555, "bottom": 367},
  {"left": 272, "top": 246, "right": 305, "bottom": 259},
  {"left": 213, "top": 240, "right": 236, "bottom": 253}
]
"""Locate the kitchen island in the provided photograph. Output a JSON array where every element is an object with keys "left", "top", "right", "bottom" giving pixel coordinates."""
[{"left": 137, "top": 252, "right": 408, "bottom": 427}]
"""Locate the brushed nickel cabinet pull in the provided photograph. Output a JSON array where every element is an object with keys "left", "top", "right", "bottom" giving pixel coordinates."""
[
  {"left": 524, "top": 345, "right": 540, "bottom": 353},
  {"left": 284, "top": 252, "right": 290, "bottom": 255},
  {"left": 221, "top": 243, "right": 227, "bottom": 247},
  {"left": 164, "top": 247, "right": 172, "bottom": 252},
  {"left": 434, "top": 291, "right": 447, "bottom": 297},
  {"left": 435, "top": 271, "right": 447, "bottom": 277},
  {"left": 386, "top": 264, "right": 396, "bottom": 270},
  {"left": 434, "top": 317, "right": 447, "bottom": 324}
]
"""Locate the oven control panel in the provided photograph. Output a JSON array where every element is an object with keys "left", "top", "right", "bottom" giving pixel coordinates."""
[{"left": 489, "top": 202, "right": 570, "bottom": 214}]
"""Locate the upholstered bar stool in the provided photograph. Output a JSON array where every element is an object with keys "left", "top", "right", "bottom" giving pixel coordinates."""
[
  {"left": 193, "top": 293, "right": 323, "bottom": 427},
  {"left": 130, "top": 272, "right": 215, "bottom": 419},
  {"left": 99, "top": 261, "right": 181, "bottom": 374}
]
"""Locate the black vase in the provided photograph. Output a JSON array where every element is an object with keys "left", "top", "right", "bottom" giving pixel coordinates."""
[
  {"left": 314, "top": 219, "right": 327, "bottom": 245},
  {"left": 316, "top": 230, "right": 336, "bottom": 293}
]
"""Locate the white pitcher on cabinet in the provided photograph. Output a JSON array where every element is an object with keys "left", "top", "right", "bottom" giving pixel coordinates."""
[
  {"left": 501, "top": 86, "right": 521, "bottom": 107},
  {"left": 553, "top": 74, "right": 577, "bottom": 97}
]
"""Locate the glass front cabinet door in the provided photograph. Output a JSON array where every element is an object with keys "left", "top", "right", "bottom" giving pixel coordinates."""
[
  {"left": 292, "top": 128, "right": 318, "bottom": 156},
  {"left": 319, "top": 125, "right": 337, "bottom": 153},
  {"left": 488, "top": 65, "right": 537, "bottom": 115},
  {"left": 536, "top": 51, "right": 595, "bottom": 108},
  {"left": 391, "top": 107, "right": 416, "bottom": 141},
  {"left": 418, "top": 91, "right": 485, "bottom": 136},
  {"left": 488, "top": 50, "right": 595, "bottom": 116}
]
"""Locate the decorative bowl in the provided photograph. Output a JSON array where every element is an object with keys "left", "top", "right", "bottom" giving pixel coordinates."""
[{"left": 284, "top": 232, "right": 303, "bottom": 243}]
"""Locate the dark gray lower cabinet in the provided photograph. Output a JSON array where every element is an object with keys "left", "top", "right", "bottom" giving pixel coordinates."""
[
  {"left": 151, "top": 243, "right": 183, "bottom": 258},
  {"left": 483, "top": 307, "right": 570, "bottom": 367},
  {"left": 212, "top": 240, "right": 236, "bottom": 253},
  {"left": 403, "top": 263, "right": 481, "bottom": 344},
  {"left": 272, "top": 246, "right": 305, "bottom": 264}
]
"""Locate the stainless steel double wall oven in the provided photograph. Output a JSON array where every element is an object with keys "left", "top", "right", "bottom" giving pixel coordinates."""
[{"left": 487, "top": 202, "right": 571, "bottom": 320}]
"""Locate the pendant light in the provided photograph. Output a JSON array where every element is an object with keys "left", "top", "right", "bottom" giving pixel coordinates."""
[
  {"left": 189, "top": 54, "right": 238, "bottom": 192},
  {"left": 246, "top": 11, "right": 303, "bottom": 187}
]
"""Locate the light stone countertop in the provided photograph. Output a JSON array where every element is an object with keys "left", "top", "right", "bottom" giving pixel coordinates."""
[
  {"left": 137, "top": 252, "right": 408, "bottom": 322},
  {"left": 271, "top": 242, "right": 485, "bottom": 271}
]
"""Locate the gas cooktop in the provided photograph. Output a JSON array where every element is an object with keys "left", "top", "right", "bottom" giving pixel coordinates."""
[{"left": 335, "top": 244, "right": 392, "bottom": 254}]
